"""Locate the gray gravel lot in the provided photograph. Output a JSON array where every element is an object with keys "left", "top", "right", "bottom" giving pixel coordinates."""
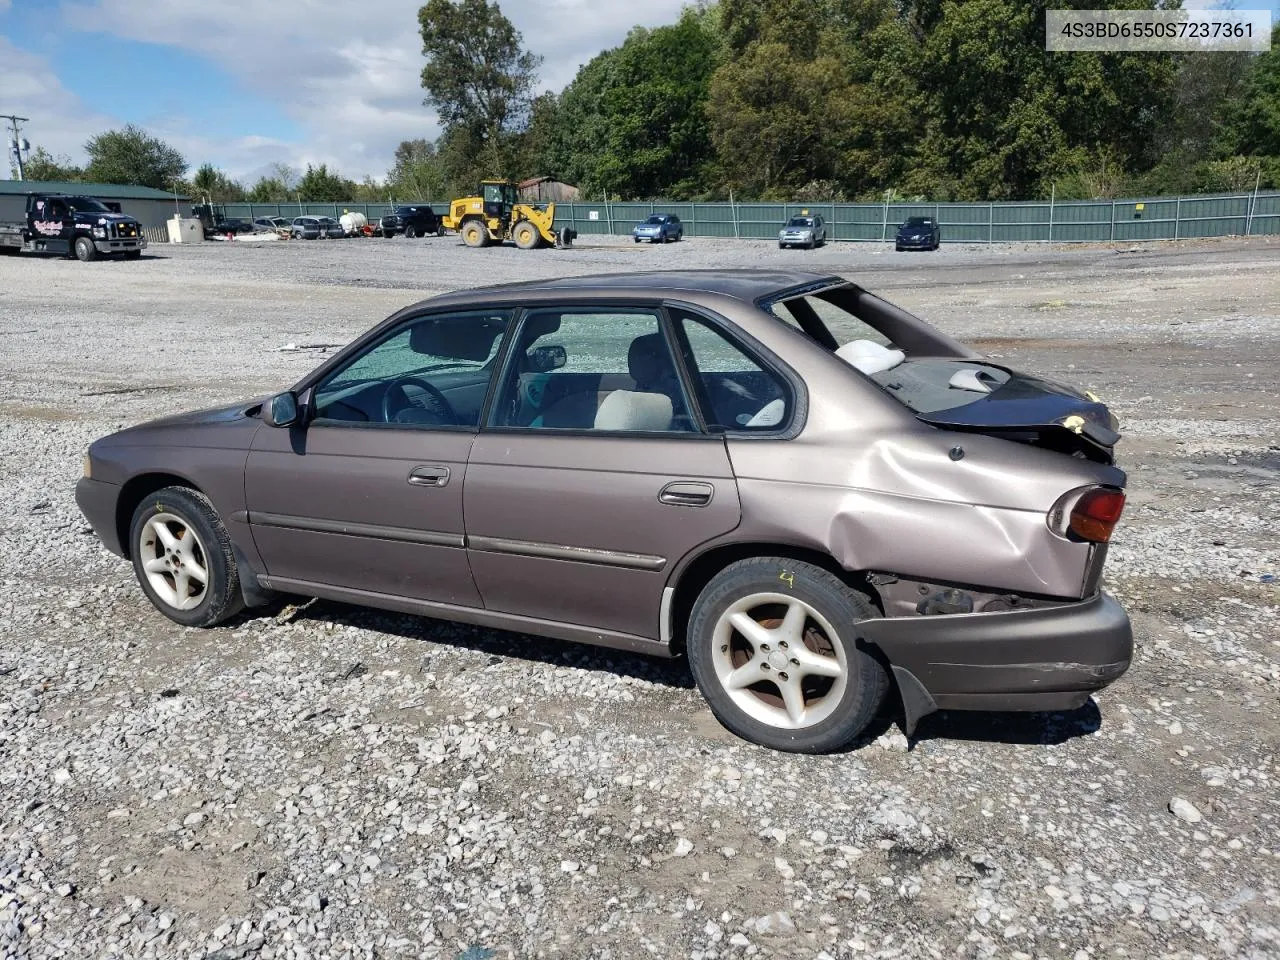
[{"left": 1, "top": 235, "right": 1278, "bottom": 959}]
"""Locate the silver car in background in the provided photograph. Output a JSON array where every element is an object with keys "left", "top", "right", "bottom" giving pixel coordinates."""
[{"left": 779, "top": 214, "right": 827, "bottom": 249}]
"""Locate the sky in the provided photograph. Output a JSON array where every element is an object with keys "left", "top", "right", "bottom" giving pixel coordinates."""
[
  {"left": 0, "top": 0, "right": 692, "bottom": 184},
  {"left": 1, "top": 0, "right": 1276, "bottom": 186}
]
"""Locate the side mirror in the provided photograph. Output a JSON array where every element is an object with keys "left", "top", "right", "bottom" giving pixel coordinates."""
[
  {"left": 528, "top": 344, "right": 567, "bottom": 373},
  {"left": 263, "top": 391, "right": 299, "bottom": 427}
]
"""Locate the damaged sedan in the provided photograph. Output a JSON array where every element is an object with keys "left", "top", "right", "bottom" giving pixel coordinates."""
[{"left": 76, "top": 270, "right": 1132, "bottom": 753}]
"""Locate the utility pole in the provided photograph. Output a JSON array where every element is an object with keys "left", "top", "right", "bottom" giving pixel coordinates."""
[{"left": 3, "top": 114, "right": 31, "bottom": 180}]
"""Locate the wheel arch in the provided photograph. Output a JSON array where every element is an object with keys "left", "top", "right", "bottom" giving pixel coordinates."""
[
  {"left": 114, "top": 471, "right": 202, "bottom": 560},
  {"left": 665, "top": 540, "right": 884, "bottom": 656},
  {"left": 114, "top": 471, "right": 273, "bottom": 609}
]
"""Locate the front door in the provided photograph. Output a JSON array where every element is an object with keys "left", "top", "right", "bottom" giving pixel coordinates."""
[
  {"left": 245, "top": 308, "right": 512, "bottom": 607},
  {"left": 465, "top": 305, "right": 741, "bottom": 641}
]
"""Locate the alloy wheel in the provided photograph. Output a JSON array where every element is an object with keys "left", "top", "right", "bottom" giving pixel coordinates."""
[
  {"left": 138, "top": 512, "right": 209, "bottom": 611},
  {"left": 709, "top": 592, "right": 848, "bottom": 729}
]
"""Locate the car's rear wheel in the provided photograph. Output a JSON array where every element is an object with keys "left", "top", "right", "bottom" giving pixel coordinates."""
[
  {"left": 128, "top": 486, "right": 244, "bottom": 628},
  {"left": 687, "top": 557, "right": 888, "bottom": 753}
]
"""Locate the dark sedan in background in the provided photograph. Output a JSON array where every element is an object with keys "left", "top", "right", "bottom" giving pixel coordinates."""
[{"left": 896, "top": 216, "right": 941, "bottom": 251}]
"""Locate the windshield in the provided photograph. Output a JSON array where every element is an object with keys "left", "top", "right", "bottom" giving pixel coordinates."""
[
  {"left": 64, "top": 196, "right": 112, "bottom": 212},
  {"left": 646, "top": 216, "right": 666, "bottom": 224},
  {"left": 786, "top": 217, "right": 815, "bottom": 228},
  {"left": 904, "top": 217, "right": 933, "bottom": 226}
]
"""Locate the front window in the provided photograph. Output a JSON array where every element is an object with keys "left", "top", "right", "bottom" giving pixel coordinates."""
[
  {"left": 64, "top": 196, "right": 112, "bottom": 213},
  {"left": 313, "top": 310, "right": 511, "bottom": 428},
  {"left": 646, "top": 216, "right": 665, "bottom": 224},
  {"left": 492, "top": 308, "right": 696, "bottom": 433},
  {"left": 786, "top": 217, "right": 814, "bottom": 228}
]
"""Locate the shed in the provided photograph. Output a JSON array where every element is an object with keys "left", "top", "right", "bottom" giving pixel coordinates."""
[
  {"left": 0, "top": 179, "right": 191, "bottom": 240},
  {"left": 518, "top": 176, "right": 580, "bottom": 203}
]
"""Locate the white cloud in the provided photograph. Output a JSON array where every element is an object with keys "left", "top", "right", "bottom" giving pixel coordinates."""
[
  {"left": 46, "top": 0, "right": 691, "bottom": 182},
  {"left": 0, "top": 34, "right": 113, "bottom": 165}
]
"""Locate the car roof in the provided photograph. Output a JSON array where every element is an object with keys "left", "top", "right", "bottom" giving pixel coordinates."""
[{"left": 415, "top": 270, "right": 842, "bottom": 310}]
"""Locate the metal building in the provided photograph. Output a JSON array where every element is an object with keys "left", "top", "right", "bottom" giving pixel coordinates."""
[{"left": 0, "top": 179, "right": 191, "bottom": 240}]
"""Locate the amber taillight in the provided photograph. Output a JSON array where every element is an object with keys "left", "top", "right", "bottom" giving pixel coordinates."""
[{"left": 1069, "top": 487, "right": 1126, "bottom": 543}]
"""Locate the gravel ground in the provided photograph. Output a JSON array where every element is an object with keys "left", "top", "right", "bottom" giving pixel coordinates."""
[{"left": 1, "top": 235, "right": 1278, "bottom": 959}]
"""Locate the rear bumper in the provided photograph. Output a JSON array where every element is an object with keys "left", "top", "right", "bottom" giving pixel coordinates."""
[
  {"left": 858, "top": 591, "right": 1132, "bottom": 721},
  {"left": 75, "top": 477, "right": 124, "bottom": 556}
]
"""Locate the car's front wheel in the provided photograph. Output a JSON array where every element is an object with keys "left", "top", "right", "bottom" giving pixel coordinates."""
[
  {"left": 128, "top": 486, "right": 245, "bottom": 628},
  {"left": 74, "top": 236, "right": 97, "bottom": 262},
  {"left": 687, "top": 557, "right": 888, "bottom": 753},
  {"left": 405, "top": 224, "right": 418, "bottom": 239}
]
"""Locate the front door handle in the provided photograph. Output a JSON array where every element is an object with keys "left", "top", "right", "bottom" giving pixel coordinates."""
[
  {"left": 659, "top": 481, "right": 714, "bottom": 507},
  {"left": 408, "top": 465, "right": 450, "bottom": 488}
]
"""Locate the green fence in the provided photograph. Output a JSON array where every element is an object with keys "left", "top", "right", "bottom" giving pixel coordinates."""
[{"left": 220, "top": 190, "right": 1280, "bottom": 244}]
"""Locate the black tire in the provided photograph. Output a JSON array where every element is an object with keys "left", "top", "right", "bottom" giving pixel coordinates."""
[
  {"left": 128, "top": 486, "right": 245, "bottom": 628},
  {"left": 779, "top": 242, "right": 786, "bottom": 249},
  {"left": 895, "top": 244, "right": 903, "bottom": 252},
  {"left": 686, "top": 557, "right": 889, "bottom": 753},
  {"left": 513, "top": 220, "right": 540, "bottom": 250},
  {"left": 634, "top": 237, "right": 641, "bottom": 243},
  {"left": 461, "top": 220, "right": 489, "bottom": 248},
  {"left": 74, "top": 236, "right": 97, "bottom": 262},
  {"left": 404, "top": 224, "right": 418, "bottom": 239}
]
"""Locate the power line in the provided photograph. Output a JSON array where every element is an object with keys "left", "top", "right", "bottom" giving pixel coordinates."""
[{"left": 3, "top": 115, "right": 31, "bottom": 180}]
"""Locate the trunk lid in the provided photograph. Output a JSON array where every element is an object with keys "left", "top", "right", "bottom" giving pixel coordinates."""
[{"left": 869, "top": 359, "right": 1121, "bottom": 463}]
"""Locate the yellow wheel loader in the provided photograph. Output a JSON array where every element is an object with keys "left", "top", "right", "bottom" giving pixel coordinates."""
[{"left": 441, "top": 180, "right": 577, "bottom": 250}]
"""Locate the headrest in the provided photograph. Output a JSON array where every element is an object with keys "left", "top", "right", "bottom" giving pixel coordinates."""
[
  {"left": 594, "top": 390, "right": 673, "bottom": 432},
  {"left": 835, "top": 338, "right": 906, "bottom": 376},
  {"left": 628, "top": 333, "right": 672, "bottom": 386}
]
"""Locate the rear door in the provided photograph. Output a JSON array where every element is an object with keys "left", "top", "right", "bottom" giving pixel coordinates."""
[{"left": 464, "top": 304, "right": 741, "bottom": 641}]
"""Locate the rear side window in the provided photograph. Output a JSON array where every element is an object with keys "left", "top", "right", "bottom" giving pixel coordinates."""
[{"left": 673, "top": 312, "right": 791, "bottom": 432}]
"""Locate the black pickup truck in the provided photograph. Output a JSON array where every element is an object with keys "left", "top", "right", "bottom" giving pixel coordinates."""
[
  {"left": 380, "top": 204, "right": 442, "bottom": 238},
  {"left": 0, "top": 192, "right": 147, "bottom": 261}
]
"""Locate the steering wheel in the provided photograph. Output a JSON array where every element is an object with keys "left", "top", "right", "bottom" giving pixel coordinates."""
[{"left": 381, "top": 376, "right": 458, "bottom": 425}]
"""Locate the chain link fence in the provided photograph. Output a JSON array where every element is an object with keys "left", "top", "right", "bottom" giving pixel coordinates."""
[{"left": 219, "top": 189, "right": 1280, "bottom": 244}]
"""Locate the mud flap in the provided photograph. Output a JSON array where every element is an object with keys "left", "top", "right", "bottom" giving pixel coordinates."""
[{"left": 891, "top": 664, "right": 938, "bottom": 738}]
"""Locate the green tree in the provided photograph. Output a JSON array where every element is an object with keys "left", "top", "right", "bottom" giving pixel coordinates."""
[
  {"left": 418, "top": 0, "right": 542, "bottom": 175},
  {"left": 83, "top": 124, "right": 187, "bottom": 189},
  {"left": 296, "top": 163, "right": 356, "bottom": 201},
  {"left": 904, "top": 0, "right": 1176, "bottom": 199},
  {"left": 247, "top": 177, "right": 288, "bottom": 203},
  {"left": 17, "top": 146, "right": 83, "bottom": 182},
  {"left": 388, "top": 138, "right": 448, "bottom": 199},
  {"left": 1225, "top": 26, "right": 1280, "bottom": 157},
  {"left": 190, "top": 163, "right": 246, "bottom": 202},
  {"left": 551, "top": 11, "right": 720, "bottom": 198},
  {"left": 709, "top": 42, "right": 850, "bottom": 196}
]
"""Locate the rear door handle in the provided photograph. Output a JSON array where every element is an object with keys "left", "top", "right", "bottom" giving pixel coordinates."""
[
  {"left": 408, "top": 465, "right": 450, "bottom": 488},
  {"left": 659, "top": 481, "right": 714, "bottom": 507}
]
